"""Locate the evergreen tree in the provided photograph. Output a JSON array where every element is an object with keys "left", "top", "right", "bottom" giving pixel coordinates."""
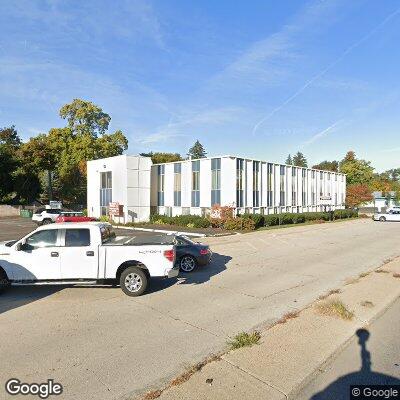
[
  {"left": 187, "top": 140, "right": 207, "bottom": 159},
  {"left": 292, "top": 151, "right": 308, "bottom": 167},
  {"left": 285, "top": 154, "right": 293, "bottom": 165}
]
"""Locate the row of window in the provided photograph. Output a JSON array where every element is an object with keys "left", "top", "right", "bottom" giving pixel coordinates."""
[{"left": 158, "top": 159, "right": 344, "bottom": 208}]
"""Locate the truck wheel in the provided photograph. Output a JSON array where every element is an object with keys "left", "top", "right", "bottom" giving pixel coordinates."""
[
  {"left": 379, "top": 216, "right": 386, "bottom": 222},
  {"left": 120, "top": 267, "right": 148, "bottom": 297},
  {"left": 179, "top": 255, "right": 197, "bottom": 273},
  {"left": 0, "top": 269, "right": 10, "bottom": 295}
]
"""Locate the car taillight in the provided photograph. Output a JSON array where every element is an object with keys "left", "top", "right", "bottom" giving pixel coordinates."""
[
  {"left": 200, "top": 249, "right": 209, "bottom": 255},
  {"left": 164, "top": 249, "right": 175, "bottom": 262}
]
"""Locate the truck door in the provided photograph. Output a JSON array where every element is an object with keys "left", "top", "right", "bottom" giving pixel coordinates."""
[
  {"left": 13, "top": 229, "right": 62, "bottom": 280},
  {"left": 60, "top": 228, "right": 99, "bottom": 279}
]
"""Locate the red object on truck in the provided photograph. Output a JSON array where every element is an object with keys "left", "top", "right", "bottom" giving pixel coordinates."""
[{"left": 55, "top": 212, "right": 97, "bottom": 223}]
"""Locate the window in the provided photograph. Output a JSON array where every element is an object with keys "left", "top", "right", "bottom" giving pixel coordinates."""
[
  {"left": 101, "top": 226, "right": 116, "bottom": 244},
  {"left": 211, "top": 158, "right": 221, "bottom": 206},
  {"left": 100, "top": 171, "right": 112, "bottom": 216},
  {"left": 191, "top": 160, "right": 200, "bottom": 207},
  {"left": 157, "top": 165, "right": 165, "bottom": 206},
  {"left": 236, "top": 158, "right": 244, "bottom": 207},
  {"left": 174, "top": 163, "right": 181, "bottom": 207},
  {"left": 320, "top": 171, "right": 324, "bottom": 197},
  {"left": 26, "top": 230, "right": 58, "bottom": 249},
  {"left": 302, "top": 169, "right": 306, "bottom": 206},
  {"left": 65, "top": 229, "right": 90, "bottom": 247},
  {"left": 267, "top": 163, "right": 273, "bottom": 206},
  {"left": 311, "top": 170, "right": 316, "bottom": 204},
  {"left": 253, "top": 161, "right": 260, "bottom": 207},
  {"left": 280, "top": 165, "right": 285, "bottom": 206},
  {"left": 292, "top": 167, "right": 297, "bottom": 206}
]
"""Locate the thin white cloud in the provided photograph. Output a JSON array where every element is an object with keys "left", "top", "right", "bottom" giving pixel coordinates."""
[
  {"left": 252, "top": 5, "right": 400, "bottom": 135},
  {"left": 381, "top": 147, "right": 400, "bottom": 153},
  {"left": 302, "top": 120, "right": 343, "bottom": 147},
  {"left": 135, "top": 132, "right": 186, "bottom": 145}
]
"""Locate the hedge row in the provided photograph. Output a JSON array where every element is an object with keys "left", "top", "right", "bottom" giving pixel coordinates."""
[
  {"left": 242, "top": 209, "right": 358, "bottom": 227},
  {"left": 150, "top": 214, "right": 211, "bottom": 228}
]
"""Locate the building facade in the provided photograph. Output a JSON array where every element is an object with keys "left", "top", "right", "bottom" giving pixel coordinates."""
[
  {"left": 87, "top": 154, "right": 346, "bottom": 222},
  {"left": 151, "top": 155, "right": 346, "bottom": 217}
]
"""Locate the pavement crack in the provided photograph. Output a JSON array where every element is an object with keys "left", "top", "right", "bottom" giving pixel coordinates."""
[{"left": 222, "top": 358, "right": 288, "bottom": 399}]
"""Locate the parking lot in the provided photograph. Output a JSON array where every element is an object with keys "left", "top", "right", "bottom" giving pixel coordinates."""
[{"left": 1, "top": 217, "right": 400, "bottom": 399}]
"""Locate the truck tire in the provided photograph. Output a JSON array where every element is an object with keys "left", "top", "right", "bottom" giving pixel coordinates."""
[
  {"left": 0, "top": 269, "right": 10, "bottom": 295},
  {"left": 120, "top": 266, "right": 148, "bottom": 297},
  {"left": 379, "top": 216, "right": 386, "bottom": 222}
]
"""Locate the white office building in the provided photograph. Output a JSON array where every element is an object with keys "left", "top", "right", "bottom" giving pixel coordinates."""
[{"left": 87, "top": 154, "right": 346, "bottom": 222}]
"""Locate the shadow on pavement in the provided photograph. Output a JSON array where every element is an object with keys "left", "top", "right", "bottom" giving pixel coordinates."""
[
  {"left": 177, "top": 252, "right": 231, "bottom": 285},
  {"left": 310, "top": 329, "right": 400, "bottom": 399},
  {"left": 0, "top": 285, "right": 64, "bottom": 315}
]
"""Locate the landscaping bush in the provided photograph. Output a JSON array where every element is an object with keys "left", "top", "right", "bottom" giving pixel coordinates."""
[
  {"left": 333, "top": 209, "right": 358, "bottom": 219},
  {"left": 264, "top": 214, "right": 279, "bottom": 226},
  {"left": 149, "top": 214, "right": 211, "bottom": 228},
  {"left": 303, "top": 212, "right": 329, "bottom": 221},
  {"left": 223, "top": 217, "right": 256, "bottom": 231},
  {"left": 242, "top": 213, "right": 265, "bottom": 228}
]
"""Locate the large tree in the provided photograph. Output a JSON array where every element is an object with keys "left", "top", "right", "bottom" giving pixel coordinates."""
[
  {"left": 187, "top": 140, "right": 207, "bottom": 159},
  {"left": 292, "top": 151, "right": 308, "bottom": 167},
  {"left": 346, "top": 184, "right": 373, "bottom": 208},
  {"left": 312, "top": 160, "right": 339, "bottom": 172},
  {"left": 339, "top": 151, "right": 374, "bottom": 185},
  {"left": 285, "top": 154, "right": 293, "bottom": 165}
]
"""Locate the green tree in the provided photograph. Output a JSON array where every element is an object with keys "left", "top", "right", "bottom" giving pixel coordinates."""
[
  {"left": 187, "top": 140, "right": 207, "bottom": 159},
  {"left": 140, "top": 152, "right": 183, "bottom": 164},
  {"left": 292, "top": 151, "right": 308, "bottom": 167},
  {"left": 339, "top": 151, "right": 374, "bottom": 185},
  {"left": 285, "top": 154, "right": 293, "bottom": 165},
  {"left": 312, "top": 160, "right": 339, "bottom": 172}
]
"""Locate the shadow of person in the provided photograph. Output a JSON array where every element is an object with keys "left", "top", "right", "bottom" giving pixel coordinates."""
[{"left": 310, "top": 328, "right": 400, "bottom": 399}]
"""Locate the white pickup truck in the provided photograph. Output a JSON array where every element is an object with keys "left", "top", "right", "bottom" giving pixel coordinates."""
[{"left": 0, "top": 222, "right": 178, "bottom": 296}]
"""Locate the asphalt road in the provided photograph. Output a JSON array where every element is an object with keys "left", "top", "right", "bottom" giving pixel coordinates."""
[
  {"left": 1, "top": 218, "right": 400, "bottom": 400},
  {"left": 296, "top": 296, "right": 400, "bottom": 400}
]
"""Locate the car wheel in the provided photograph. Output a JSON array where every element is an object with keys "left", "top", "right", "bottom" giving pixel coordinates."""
[
  {"left": 379, "top": 216, "right": 386, "bottom": 222},
  {"left": 0, "top": 269, "right": 10, "bottom": 295},
  {"left": 179, "top": 255, "right": 197, "bottom": 273},
  {"left": 120, "top": 266, "right": 148, "bottom": 297},
  {"left": 42, "top": 219, "right": 52, "bottom": 225}
]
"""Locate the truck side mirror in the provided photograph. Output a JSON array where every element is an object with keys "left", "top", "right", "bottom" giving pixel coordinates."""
[{"left": 16, "top": 242, "right": 22, "bottom": 251}]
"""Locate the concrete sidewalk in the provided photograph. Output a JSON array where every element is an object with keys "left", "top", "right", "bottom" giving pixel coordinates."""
[{"left": 146, "top": 258, "right": 400, "bottom": 400}]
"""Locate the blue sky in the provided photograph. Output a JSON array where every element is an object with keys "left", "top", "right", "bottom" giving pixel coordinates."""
[{"left": 1, "top": 0, "right": 400, "bottom": 171}]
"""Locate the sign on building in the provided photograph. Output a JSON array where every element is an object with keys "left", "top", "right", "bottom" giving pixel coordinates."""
[{"left": 109, "top": 202, "right": 123, "bottom": 216}]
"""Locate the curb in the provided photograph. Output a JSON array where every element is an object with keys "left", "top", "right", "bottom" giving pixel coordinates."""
[{"left": 114, "top": 225, "right": 206, "bottom": 238}]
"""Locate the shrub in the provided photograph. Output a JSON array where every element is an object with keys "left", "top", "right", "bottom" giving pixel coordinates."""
[
  {"left": 149, "top": 214, "right": 211, "bottom": 228},
  {"left": 333, "top": 209, "right": 358, "bottom": 219},
  {"left": 242, "top": 213, "right": 265, "bottom": 228},
  {"left": 264, "top": 214, "right": 279, "bottom": 226},
  {"left": 209, "top": 204, "right": 235, "bottom": 228},
  {"left": 223, "top": 217, "right": 256, "bottom": 231},
  {"left": 99, "top": 215, "right": 110, "bottom": 222}
]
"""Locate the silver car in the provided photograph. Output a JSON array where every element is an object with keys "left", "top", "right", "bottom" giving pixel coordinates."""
[{"left": 373, "top": 211, "right": 400, "bottom": 222}]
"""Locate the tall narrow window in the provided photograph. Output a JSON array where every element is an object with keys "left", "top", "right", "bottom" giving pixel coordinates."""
[
  {"left": 311, "top": 170, "right": 316, "bottom": 205},
  {"left": 100, "top": 171, "right": 112, "bottom": 216},
  {"left": 191, "top": 160, "right": 200, "bottom": 207},
  {"left": 253, "top": 161, "right": 260, "bottom": 207},
  {"left": 236, "top": 159, "right": 244, "bottom": 207},
  {"left": 267, "top": 163, "right": 273, "bottom": 207},
  {"left": 157, "top": 165, "right": 165, "bottom": 206},
  {"left": 280, "top": 165, "right": 285, "bottom": 206},
  {"left": 302, "top": 169, "right": 306, "bottom": 206},
  {"left": 320, "top": 171, "right": 324, "bottom": 197},
  {"left": 211, "top": 158, "right": 221, "bottom": 206},
  {"left": 174, "top": 163, "right": 181, "bottom": 206},
  {"left": 292, "top": 167, "right": 297, "bottom": 206}
]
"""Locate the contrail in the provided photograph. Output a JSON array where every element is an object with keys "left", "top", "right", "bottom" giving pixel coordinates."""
[
  {"left": 302, "top": 119, "right": 343, "bottom": 147},
  {"left": 252, "top": 6, "right": 400, "bottom": 135}
]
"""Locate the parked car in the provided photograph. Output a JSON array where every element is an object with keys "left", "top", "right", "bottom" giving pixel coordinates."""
[
  {"left": 56, "top": 211, "right": 97, "bottom": 223},
  {"left": 0, "top": 222, "right": 178, "bottom": 296},
  {"left": 174, "top": 235, "right": 212, "bottom": 272},
  {"left": 373, "top": 211, "right": 400, "bottom": 222},
  {"left": 32, "top": 208, "right": 63, "bottom": 225}
]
